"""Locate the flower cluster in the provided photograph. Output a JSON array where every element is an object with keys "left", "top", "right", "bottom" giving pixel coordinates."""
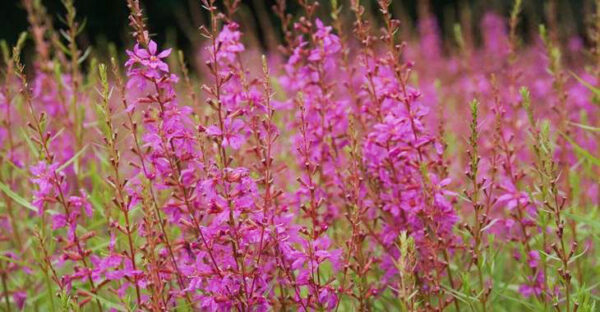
[{"left": 0, "top": 0, "right": 597, "bottom": 311}]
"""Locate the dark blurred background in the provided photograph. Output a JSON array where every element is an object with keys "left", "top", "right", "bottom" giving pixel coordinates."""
[{"left": 0, "top": 0, "right": 593, "bottom": 56}]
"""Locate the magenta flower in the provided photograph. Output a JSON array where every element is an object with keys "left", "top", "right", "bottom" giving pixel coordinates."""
[
  {"left": 125, "top": 40, "right": 171, "bottom": 72},
  {"left": 1, "top": 3, "right": 596, "bottom": 311},
  {"left": 308, "top": 19, "right": 341, "bottom": 61},
  {"left": 13, "top": 291, "right": 26, "bottom": 310},
  {"left": 214, "top": 22, "right": 245, "bottom": 63},
  {"left": 30, "top": 161, "right": 62, "bottom": 214},
  {"left": 519, "top": 272, "right": 544, "bottom": 298},
  {"left": 318, "top": 287, "right": 338, "bottom": 310},
  {"left": 497, "top": 182, "right": 537, "bottom": 216},
  {"left": 527, "top": 250, "right": 540, "bottom": 269},
  {"left": 206, "top": 118, "right": 245, "bottom": 150}
]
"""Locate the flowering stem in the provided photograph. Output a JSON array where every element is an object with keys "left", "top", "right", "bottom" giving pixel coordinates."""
[
  {"left": 97, "top": 64, "right": 142, "bottom": 306},
  {"left": 15, "top": 54, "right": 102, "bottom": 312},
  {"left": 111, "top": 59, "right": 189, "bottom": 307},
  {"left": 466, "top": 99, "right": 488, "bottom": 311},
  {"left": 248, "top": 56, "right": 275, "bottom": 298}
]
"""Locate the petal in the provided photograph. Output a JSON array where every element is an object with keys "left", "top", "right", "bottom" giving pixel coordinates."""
[
  {"left": 229, "top": 135, "right": 243, "bottom": 149},
  {"left": 158, "top": 62, "right": 169, "bottom": 72},
  {"left": 51, "top": 214, "right": 67, "bottom": 230},
  {"left": 158, "top": 48, "right": 172, "bottom": 58},
  {"left": 316, "top": 18, "right": 324, "bottom": 29},
  {"left": 136, "top": 48, "right": 149, "bottom": 59},
  {"left": 205, "top": 125, "right": 222, "bottom": 136},
  {"left": 148, "top": 40, "right": 157, "bottom": 55}
]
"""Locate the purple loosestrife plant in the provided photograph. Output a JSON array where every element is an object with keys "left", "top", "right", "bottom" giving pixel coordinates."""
[{"left": 0, "top": 0, "right": 598, "bottom": 311}]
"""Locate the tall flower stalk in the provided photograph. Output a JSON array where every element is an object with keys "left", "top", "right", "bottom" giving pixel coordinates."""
[{"left": 0, "top": 0, "right": 598, "bottom": 311}]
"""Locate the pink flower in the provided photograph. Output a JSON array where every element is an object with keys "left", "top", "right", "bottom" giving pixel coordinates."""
[
  {"left": 215, "top": 23, "right": 245, "bottom": 63},
  {"left": 318, "top": 287, "right": 338, "bottom": 309},
  {"left": 13, "top": 291, "right": 26, "bottom": 310},
  {"left": 51, "top": 213, "right": 67, "bottom": 230},
  {"left": 527, "top": 251, "right": 540, "bottom": 269},
  {"left": 206, "top": 118, "right": 245, "bottom": 150},
  {"left": 519, "top": 272, "right": 544, "bottom": 298},
  {"left": 69, "top": 191, "right": 93, "bottom": 217},
  {"left": 308, "top": 19, "right": 341, "bottom": 61},
  {"left": 497, "top": 182, "right": 537, "bottom": 216},
  {"left": 125, "top": 40, "right": 171, "bottom": 72},
  {"left": 30, "top": 161, "right": 62, "bottom": 214}
]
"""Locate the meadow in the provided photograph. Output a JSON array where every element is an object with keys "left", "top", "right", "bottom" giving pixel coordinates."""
[{"left": 0, "top": 0, "right": 598, "bottom": 311}]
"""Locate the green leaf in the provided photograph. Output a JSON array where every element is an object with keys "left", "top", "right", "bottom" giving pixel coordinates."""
[
  {"left": 78, "top": 46, "right": 91, "bottom": 64},
  {"left": 571, "top": 71, "right": 600, "bottom": 99},
  {"left": 565, "top": 211, "right": 600, "bottom": 230},
  {"left": 20, "top": 128, "right": 40, "bottom": 159},
  {"left": 57, "top": 144, "right": 89, "bottom": 172},
  {"left": 72, "top": 288, "right": 127, "bottom": 311},
  {"left": 570, "top": 122, "right": 600, "bottom": 133},
  {"left": 0, "top": 181, "right": 37, "bottom": 212},
  {"left": 560, "top": 132, "right": 600, "bottom": 167}
]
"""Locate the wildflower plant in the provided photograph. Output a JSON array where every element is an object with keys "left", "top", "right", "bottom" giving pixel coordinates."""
[{"left": 0, "top": 0, "right": 598, "bottom": 311}]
